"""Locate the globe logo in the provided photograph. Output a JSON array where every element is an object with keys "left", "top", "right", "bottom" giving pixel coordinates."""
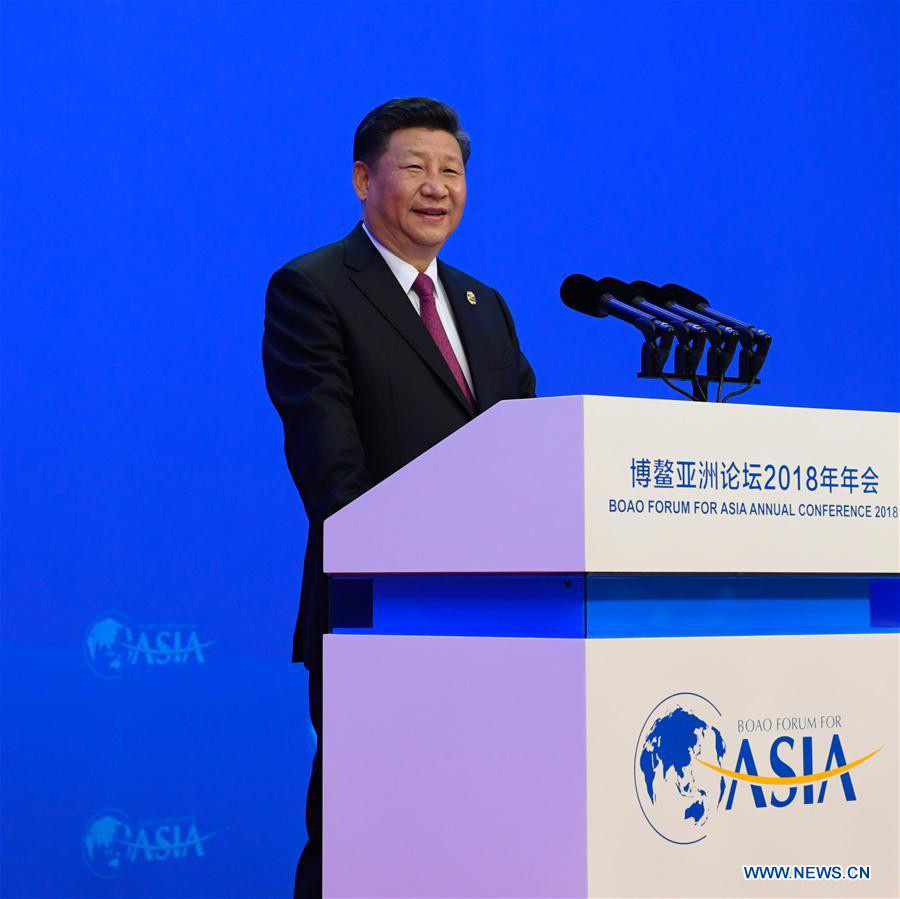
[
  {"left": 82, "top": 809, "right": 133, "bottom": 878},
  {"left": 634, "top": 692, "right": 728, "bottom": 844},
  {"left": 83, "top": 612, "right": 134, "bottom": 678}
]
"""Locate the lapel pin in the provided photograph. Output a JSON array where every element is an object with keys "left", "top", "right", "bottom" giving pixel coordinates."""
[{"left": 466, "top": 290, "right": 477, "bottom": 305}]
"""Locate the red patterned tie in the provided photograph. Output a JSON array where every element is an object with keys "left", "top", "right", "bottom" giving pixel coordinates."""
[{"left": 411, "top": 272, "right": 475, "bottom": 411}]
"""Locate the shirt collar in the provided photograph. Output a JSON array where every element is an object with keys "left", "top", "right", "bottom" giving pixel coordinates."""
[{"left": 362, "top": 222, "right": 440, "bottom": 294}]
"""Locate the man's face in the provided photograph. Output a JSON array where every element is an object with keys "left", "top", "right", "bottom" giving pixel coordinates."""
[{"left": 355, "top": 127, "right": 466, "bottom": 264}]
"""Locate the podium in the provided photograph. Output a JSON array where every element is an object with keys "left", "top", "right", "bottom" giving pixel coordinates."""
[{"left": 321, "top": 396, "right": 899, "bottom": 898}]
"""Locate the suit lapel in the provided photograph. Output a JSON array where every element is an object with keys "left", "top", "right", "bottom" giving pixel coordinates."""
[
  {"left": 343, "top": 223, "right": 473, "bottom": 416},
  {"left": 438, "top": 260, "right": 499, "bottom": 414}
]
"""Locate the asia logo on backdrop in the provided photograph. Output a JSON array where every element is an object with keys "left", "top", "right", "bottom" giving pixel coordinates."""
[
  {"left": 83, "top": 610, "right": 216, "bottom": 678},
  {"left": 82, "top": 809, "right": 215, "bottom": 878},
  {"left": 633, "top": 692, "right": 882, "bottom": 844}
]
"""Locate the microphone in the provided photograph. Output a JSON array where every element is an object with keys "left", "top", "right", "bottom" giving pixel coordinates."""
[
  {"left": 627, "top": 280, "right": 740, "bottom": 382},
  {"left": 561, "top": 274, "right": 669, "bottom": 340},
  {"left": 629, "top": 281, "right": 734, "bottom": 344},
  {"left": 560, "top": 274, "right": 675, "bottom": 374},
  {"left": 660, "top": 283, "right": 772, "bottom": 382},
  {"left": 595, "top": 278, "right": 709, "bottom": 378}
]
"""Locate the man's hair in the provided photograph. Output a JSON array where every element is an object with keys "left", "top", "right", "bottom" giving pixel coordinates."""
[{"left": 353, "top": 97, "right": 471, "bottom": 168}]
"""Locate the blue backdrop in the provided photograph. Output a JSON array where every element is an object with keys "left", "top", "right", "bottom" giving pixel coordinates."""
[{"left": 2, "top": 1, "right": 897, "bottom": 896}]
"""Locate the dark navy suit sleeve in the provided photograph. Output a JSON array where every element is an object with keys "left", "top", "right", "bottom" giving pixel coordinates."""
[
  {"left": 494, "top": 289, "right": 537, "bottom": 399},
  {"left": 263, "top": 265, "right": 374, "bottom": 524}
]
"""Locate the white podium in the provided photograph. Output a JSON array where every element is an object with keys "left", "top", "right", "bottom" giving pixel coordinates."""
[{"left": 323, "top": 397, "right": 900, "bottom": 898}]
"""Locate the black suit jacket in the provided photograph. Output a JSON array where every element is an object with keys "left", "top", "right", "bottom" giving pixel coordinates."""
[{"left": 263, "top": 222, "right": 536, "bottom": 667}]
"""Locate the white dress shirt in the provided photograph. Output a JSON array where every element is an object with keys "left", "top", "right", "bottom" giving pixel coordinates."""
[{"left": 362, "top": 223, "right": 475, "bottom": 395}]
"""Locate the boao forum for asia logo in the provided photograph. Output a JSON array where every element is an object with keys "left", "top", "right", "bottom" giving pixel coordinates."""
[
  {"left": 82, "top": 809, "right": 215, "bottom": 878},
  {"left": 83, "top": 610, "right": 216, "bottom": 678},
  {"left": 634, "top": 692, "right": 882, "bottom": 844}
]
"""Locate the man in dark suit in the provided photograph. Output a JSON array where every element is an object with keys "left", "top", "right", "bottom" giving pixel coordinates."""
[{"left": 262, "top": 97, "right": 535, "bottom": 897}]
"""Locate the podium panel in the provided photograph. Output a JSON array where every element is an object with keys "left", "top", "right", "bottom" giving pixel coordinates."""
[
  {"left": 324, "top": 632, "right": 899, "bottom": 899},
  {"left": 325, "top": 397, "right": 900, "bottom": 577},
  {"left": 323, "top": 635, "right": 587, "bottom": 898},
  {"left": 586, "top": 633, "right": 899, "bottom": 898}
]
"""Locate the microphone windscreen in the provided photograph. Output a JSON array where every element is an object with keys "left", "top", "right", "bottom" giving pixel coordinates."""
[
  {"left": 595, "top": 276, "right": 639, "bottom": 302},
  {"left": 661, "top": 283, "right": 709, "bottom": 309},
  {"left": 560, "top": 274, "right": 608, "bottom": 318},
  {"left": 630, "top": 280, "right": 667, "bottom": 303}
]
